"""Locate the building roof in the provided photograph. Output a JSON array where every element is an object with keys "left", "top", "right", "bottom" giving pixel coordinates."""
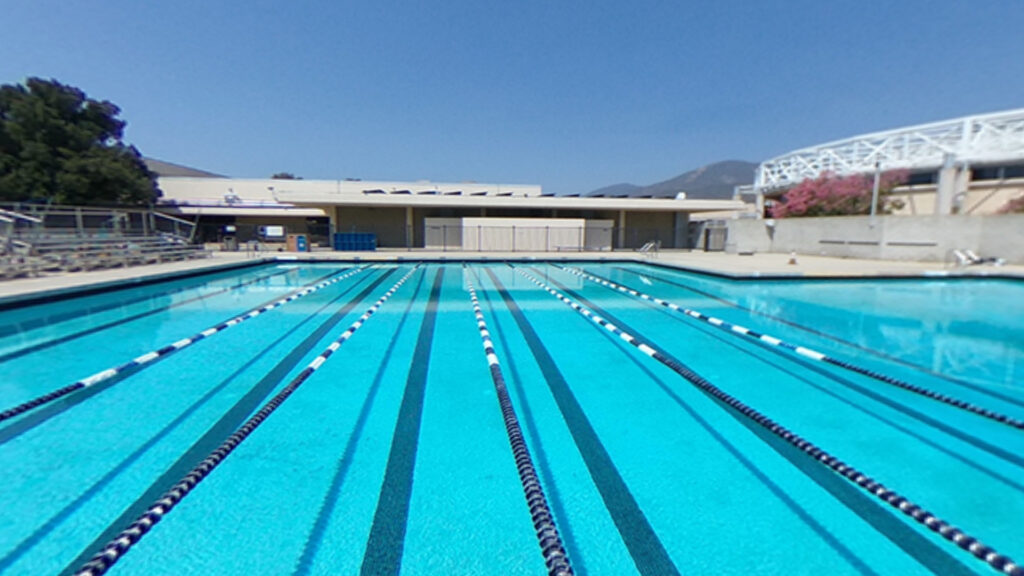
[
  {"left": 145, "top": 158, "right": 227, "bottom": 179},
  {"left": 156, "top": 176, "right": 747, "bottom": 215}
]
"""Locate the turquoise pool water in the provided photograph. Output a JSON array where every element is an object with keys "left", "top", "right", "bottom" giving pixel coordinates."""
[{"left": 0, "top": 261, "right": 1021, "bottom": 575}]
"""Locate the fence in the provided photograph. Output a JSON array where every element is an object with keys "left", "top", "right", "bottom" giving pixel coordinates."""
[
  {"left": 194, "top": 221, "right": 724, "bottom": 252},
  {"left": 418, "top": 224, "right": 684, "bottom": 252},
  {"left": 0, "top": 203, "right": 197, "bottom": 241}
]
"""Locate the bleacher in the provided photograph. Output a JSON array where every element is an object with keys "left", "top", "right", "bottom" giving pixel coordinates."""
[{"left": 1, "top": 204, "right": 208, "bottom": 280}]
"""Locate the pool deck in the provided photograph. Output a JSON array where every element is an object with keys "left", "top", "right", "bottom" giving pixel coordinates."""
[{"left": 1, "top": 249, "right": 1021, "bottom": 305}]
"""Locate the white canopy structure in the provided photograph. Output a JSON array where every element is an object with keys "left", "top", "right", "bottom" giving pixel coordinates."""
[
  {"left": 757, "top": 108, "right": 1024, "bottom": 189},
  {"left": 751, "top": 108, "right": 1024, "bottom": 216}
]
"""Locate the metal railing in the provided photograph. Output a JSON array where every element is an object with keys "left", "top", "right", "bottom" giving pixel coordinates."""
[
  {"left": 0, "top": 203, "right": 197, "bottom": 242},
  {"left": 0, "top": 204, "right": 207, "bottom": 279}
]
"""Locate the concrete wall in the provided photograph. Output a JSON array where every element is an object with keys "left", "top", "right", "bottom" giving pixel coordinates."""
[
  {"left": 727, "top": 214, "right": 1024, "bottom": 264},
  {"left": 622, "top": 211, "right": 676, "bottom": 249}
]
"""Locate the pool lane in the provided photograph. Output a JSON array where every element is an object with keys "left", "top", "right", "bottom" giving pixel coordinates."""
[
  {"left": 464, "top": 272, "right": 573, "bottom": 576},
  {"left": 0, "top": 266, "right": 295, "bottom": 363},
  {"left": 0, "top": 267, "right": 395, "bottom": 576},
  {"left": 603, "top": 263, "right": 1024, "bottom": 404},
  {"left": 0, "top": 267, "right": 365, "bottom": 434},
  {"left": 0, "top": 263, "right": 283, "bottom": 338},
  {"left": 522, "top": 263, "right": 1023, "bottom": 574},
  {"left": 0, "top": 264, "right": 348, "bottom": 407},
  {"left": 558, "top": 264, "right": 1023, "bottom": 431},
  {"left": 479, "top": 264, "right": 967, "bottom": 575},
  {"left": 93, "top": 265, "right": 547, "bottom": 576},
  {"left": 73, "top": 266, "right": 422, "bottom": 576},
  {"left": 2, "top": 262, "right": 1020, "bottom": 575}
]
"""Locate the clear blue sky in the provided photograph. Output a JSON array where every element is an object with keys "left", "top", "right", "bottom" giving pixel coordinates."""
[{"left": 2, "top": 1, "right": 1022, "bottom": 194}]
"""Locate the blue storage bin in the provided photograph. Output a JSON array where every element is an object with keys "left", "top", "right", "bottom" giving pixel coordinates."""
[{"left": 333, "top": 233, "right": 377, "bottom": 251}]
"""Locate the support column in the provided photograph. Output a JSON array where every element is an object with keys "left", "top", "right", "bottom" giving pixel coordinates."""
[
  {"left": 328, "top": 206, "right": 340, "bottom": 240},
  {"left": 935, "top": 154, "right": 962, "bottom": 215},
  {"left": 617, "top": 210, "right": 626, "bottom": 249},
  {"left": 405, "top": 206, "right": 413, "bottom": 248},
  {"left": 953, "top": 163, "right": 970, "bottom": 213},
  {"left": 673, "top": 212, "right": 689, "bottom": 249}
]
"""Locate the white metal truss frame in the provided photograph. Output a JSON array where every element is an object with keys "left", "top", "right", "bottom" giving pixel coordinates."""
[{"left": 756, "top": 108, "right": 1024, "bottom": 189}]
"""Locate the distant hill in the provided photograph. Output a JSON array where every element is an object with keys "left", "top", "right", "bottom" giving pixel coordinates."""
[
  {"left": 584, "top": 160, "right": 756, "bottom": 199},
  {"left": 586, "top": 182, "right": 642, "bottom": 197}
]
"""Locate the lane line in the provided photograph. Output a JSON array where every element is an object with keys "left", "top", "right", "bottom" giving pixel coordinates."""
[
  {"left": 560, "top": 264, "right": 1023, "bottom": 431},
  {"left": 612, "top": 264, "right": 1024, "bottom": 405},
  {"left": 486, "top": 266, "right": 680, "bottom": 576},
  {"left": 70, "top": 266, "right": 421, "bottom": 576},
  {"left": 465, "top": 267, "right": 573, "bottom": 576},
  {"left": 0, "top": 267, "right": 296, "bottom": 363},
  {"left": 57, "top": 268, "right": 399, "bottom": 575},
  {"left": 513, "top": 264, "right": 1022, "bottom": 576},
  {"left": 0, "top": 266, "right": 369, "bottom": 426}
]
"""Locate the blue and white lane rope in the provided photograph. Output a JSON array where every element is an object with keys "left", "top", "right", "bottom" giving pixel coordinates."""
[
  {"left": 0, "top": 265, "right": 369, "bottom": 425},
  {"left": 72, "top": 264, "right": 421, "bottom": 576},
  {"left": 558, "top": 265, "right": 1024, "bottom": 431},
  {"left": 511, "top": 265, "right": 1023, "bottom": 576},
  {"left": 466, "top": 272, "right": 574, "bottom": 576}
]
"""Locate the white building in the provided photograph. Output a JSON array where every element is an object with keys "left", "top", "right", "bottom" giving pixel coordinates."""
[{"left": 152, "top": 166, "right": 745, "bottom": 250}]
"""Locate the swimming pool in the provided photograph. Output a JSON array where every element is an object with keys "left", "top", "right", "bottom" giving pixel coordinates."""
[{"left": 0, "top": 261, "right": 1021, "bottom": 575}]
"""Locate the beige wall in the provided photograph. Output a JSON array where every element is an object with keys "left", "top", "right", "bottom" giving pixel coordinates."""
[
  {"left": 891, "top": 179, "right": 1024, "bottom": 216},
  {"left": 332, "top": 206, "right": 408, "bottom": 247}
]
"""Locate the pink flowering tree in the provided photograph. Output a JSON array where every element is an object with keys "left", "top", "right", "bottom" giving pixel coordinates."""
[{"left": 769, "top": 170, "right": 909, "bottom": 218}]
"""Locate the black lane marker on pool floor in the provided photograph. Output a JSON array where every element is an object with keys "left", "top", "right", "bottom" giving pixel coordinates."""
[
  {"left": 581, "top": 310, "right": 881, "bottom": 575},
  {"left": 611, "top": 264, "right": 1024, "bottom": 411},
  {"left": 292, "top": 268, "right": 427, "bottom": 576},
  {"left": 70, "top": 266, "right": 420, "bottom": 576},
  {"left": 0, "top": 291, "right": 348, "bottom": 573},
  {"left": 573, "top": 266, "right": 1024, "bottom": 470},
  {"left": 360, "top": 267, "right": 444, "bottom": 576},
  {"left": 669, "top": 306, "right": 1024, "bottom": 494},
  {"left": 465, "top": 270, "right": 574, "bottom": 576},
  {"left": 0, "top": 267, "right": 297, "bottom": 363},
  {"left": 485, "top": 267, "right": 680, "bottom": 576},
  {"left": 0, "top": 266, "right": 363, "bottom": 434},
  {"left": 562, "top": 264, "right": 1024, "bottom": 431},
  {"left": 59, "top": 267, "right": 398, "bottom": 576},
  {"left": 567, "top": 266, "right": 1024, "bottom": 469},
  {"left": 550, "top": 273, "right": 992, "bottom": 575},
  {"left": 517, "top": 265, "right": 1022, "bottom": 576}
]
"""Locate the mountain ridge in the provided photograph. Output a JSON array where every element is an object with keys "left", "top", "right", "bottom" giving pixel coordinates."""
[{"left": 584, "top": 160, "right": 756, "bottom": 199}]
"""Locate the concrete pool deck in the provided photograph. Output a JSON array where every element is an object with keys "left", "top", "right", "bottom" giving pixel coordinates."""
[{"left": 1, "top": 249, "right": 1021, "bottom": 305}]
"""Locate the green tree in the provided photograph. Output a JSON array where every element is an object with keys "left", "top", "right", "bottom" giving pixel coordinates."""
[{"left": 0, "top": 77, "right": 159, "bottom": 206}]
